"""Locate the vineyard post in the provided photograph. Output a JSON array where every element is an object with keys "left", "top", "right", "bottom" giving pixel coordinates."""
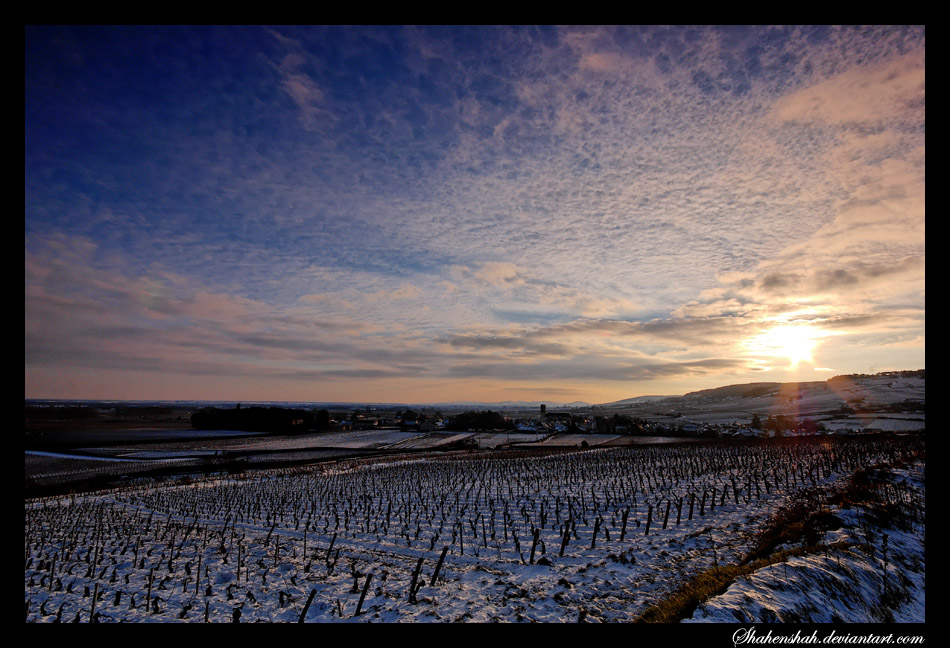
[
  {"left": 559, "top": 524, "right": 570, "bottom": 557},
  {"left": 146, "top": 566, "right": 154, "bottom": 612},
  {"left": 195, "top": 553, "right": 202, "bottom": 597},
  {"left": 408, "top": 556, "right": 424, "bottom": 603},
  {"left": 354, "top": 573, "right": 373, "bottom": 617},
  {"left": 48, "top": 553, "right": 56, "bottom": 592},
  {"left": 298, "top": 589, "right": 317, "bottom": 623},
  {"left": 431, "top": 546, "right": 449, "bottom": 585},
  {"left": 90, "top": 582, "right": 99, "bottom": 622}
]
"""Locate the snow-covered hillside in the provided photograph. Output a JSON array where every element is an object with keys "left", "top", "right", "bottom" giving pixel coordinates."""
[{"left": 686, "top": 460, "right": 924, "bottom": 623}]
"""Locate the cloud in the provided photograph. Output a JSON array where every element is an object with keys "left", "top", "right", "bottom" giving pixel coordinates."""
[
  {"left": 445, "top": 356, "right": 749, "bottom": 382},
  {"left": 531, "top": 316, "right": 749, "bottom": 349},
  {"left": 367, "top": 282, "right": 423, "bottom": 303},
  {"left": 26, "top": 234, "right": 396, "bottom": 374},
  {"left": 297, "top": 292, "right": 357, "bottom": 310},
  {"left": 267, "top": 32, "right": 338, "bottom": 133},
  {"left": 578, "top": 52, "right": 628, "bottom": 74},
  {"left": 26, "top": 27, "right": 925, "bottom": 401},
  {"left": 674, "top": 37, "right": 924, "bottom": 359},
  {"left": 473, "top": 262, "right": 526, "bottom": 287},
  {"left": 442, "top": 333, "right": 573, "bottom": 358},
  {"left": 770, "top": 50, "right": 925, "bottom": 127}
]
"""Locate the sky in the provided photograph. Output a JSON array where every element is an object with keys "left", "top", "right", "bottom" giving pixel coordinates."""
[{"left": 25, "top": 25, "right": 925, "bottom": 405}]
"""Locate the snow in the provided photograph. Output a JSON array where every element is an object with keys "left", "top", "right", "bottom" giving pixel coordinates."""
[
  {"left": 24, "top": 439, "right": 924, "bottom": 623},
  {"left": 26, "top": 450, "right": 143, "bottom": 463},
  {"left": 225, "top": 429, "right": 428, "bottom": 451},
  {"left": 517, "top": 434, "right": 619, "bottom": 447},
  {"left": 684, "top": 462, "right": 925, "bottom": 624},
  {"left": 863, "top": 419, "right": 926, "bottom": 433},
  {"left": 471, "top": 432, "right": 548, "bottom": 448}
]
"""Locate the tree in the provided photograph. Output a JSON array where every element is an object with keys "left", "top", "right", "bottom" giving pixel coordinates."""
[
  {"left": 191, "top": 406, "right": 317, "bottom": 434},
  {"left": 448, "top": 410, "right": 511, "bottom": 431}
]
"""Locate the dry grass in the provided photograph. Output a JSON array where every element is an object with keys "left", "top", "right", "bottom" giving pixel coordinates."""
[
  {"left": 633, "top": 550, "right": 815, "bottom": 623},
  {"left": 634, "top": 562, "right": 752, "bottom": 623},
  {"left": 742, "top": 487, "right": 843, "bottom": 565}
]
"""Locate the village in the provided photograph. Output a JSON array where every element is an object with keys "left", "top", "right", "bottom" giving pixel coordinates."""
[
  {"left": 339, "top": 404, "right": 924, "bottom": 440},
  {"left": 319, "top": 371, "right": 926, "bottom": 441}
]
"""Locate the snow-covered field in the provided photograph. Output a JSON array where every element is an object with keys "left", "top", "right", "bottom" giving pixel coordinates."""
[
  {"left": 183, "top": 430, "right": 551, "bottom": 453},
  {"left": 226, "top": 429, "right": 428, "bottom": 451},
  {"left": 24, "top": 438, "right": 924, "bottom": 623},
  {"left": 520, "top": 433, "right": 620, "bottom": 447},
  {"left": 686, "top": 461, "right": 925, "bottom": 623}
]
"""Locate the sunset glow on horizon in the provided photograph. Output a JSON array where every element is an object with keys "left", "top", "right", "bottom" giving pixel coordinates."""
[
  {"left": 25, "top": 26, "right": 925, "bottom": 404},
  {"left": 743, "top": 322, "right": 828, "bottom": 371}
]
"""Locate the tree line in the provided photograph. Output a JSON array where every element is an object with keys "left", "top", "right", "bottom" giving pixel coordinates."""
[{"left": 191, "top": 406, "right": 330, "bottom": 434}]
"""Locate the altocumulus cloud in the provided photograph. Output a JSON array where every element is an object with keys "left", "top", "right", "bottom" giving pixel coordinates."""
[{"left": 25, "top": 26, "right": 924, "bottom": 401}]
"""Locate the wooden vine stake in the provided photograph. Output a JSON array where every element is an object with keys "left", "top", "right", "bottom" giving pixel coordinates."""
[
  {"left": 431, "top": 546, "right": 449, "bottom": 586},
  {"left": 89, "top": 582, "right": 99, "bottom": 623},
  {"left": 529, "top": 528, "right": 540, "bottom": 564},
  {"left": 146, "top": 567, "right": 154, "bottom": 612},
  {"left": 354, "top": 573, "right": 373, "bottom": 617},
  {"left": 298, "top": 589, "right": 316, "bottom": 623},
  {"left": 408, "top": 556, "right": 424, "bottom": 603}
]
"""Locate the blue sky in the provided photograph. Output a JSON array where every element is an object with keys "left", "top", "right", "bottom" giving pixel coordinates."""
[{"left": 25, "top": 26, "right": 925, "bottom": 403}]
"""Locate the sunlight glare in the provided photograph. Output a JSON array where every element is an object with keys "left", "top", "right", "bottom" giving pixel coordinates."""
[{"left": 747, "top": 324, "right": 822, "bottom": 369}]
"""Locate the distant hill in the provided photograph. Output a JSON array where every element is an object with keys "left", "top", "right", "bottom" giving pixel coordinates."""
[
  {"left": 429, "top": 400, "right": 592, "bottom": 410},
  {"left": 599, "top": 395, "right": 675, "bottom": 407},
  {"left": 598, "top": 370, "right": 925, "bottom": 423},
  {"left": 608, "top": 370, "right": 924, "bottom": 405},
  {"left": 682, "top": 382, "right": 826, "bottom": 400}
]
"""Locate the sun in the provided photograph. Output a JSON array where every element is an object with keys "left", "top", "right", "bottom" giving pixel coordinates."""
[{"left": 747, "top": 324, "right": 821, "bottom": 369}]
